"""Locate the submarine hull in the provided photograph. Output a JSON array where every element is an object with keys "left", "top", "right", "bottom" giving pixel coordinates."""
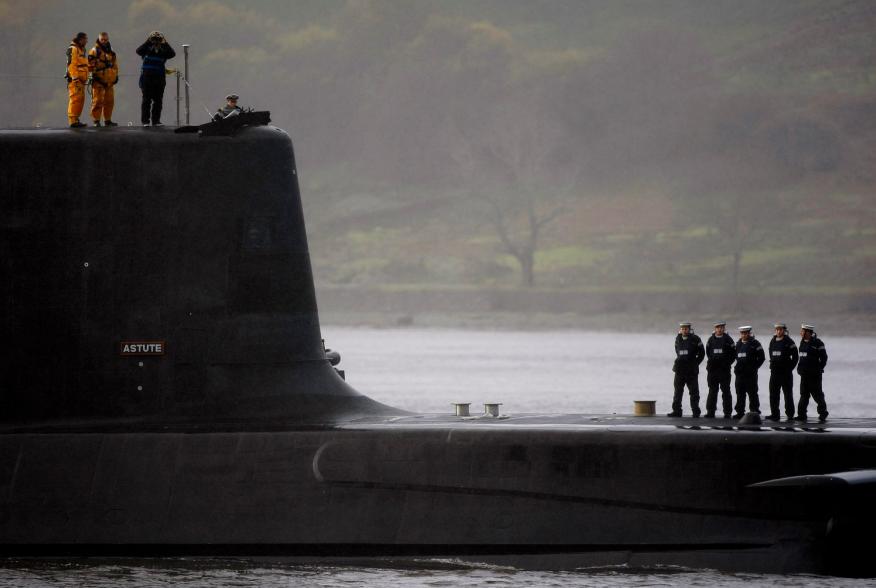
[
  {"left": 1, "top": 128, "right": 874, "bottom": 576},
  {"left": 1, "top": 418, "right": 875, "bottom": 575}
]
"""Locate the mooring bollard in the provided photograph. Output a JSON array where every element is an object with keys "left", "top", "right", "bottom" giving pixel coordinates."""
[
  {"left": 452, "top": 403, "right": 471, "bottom": 417},
  {"left": 633, "top": 400, "right": 656, "bottom": 416},
  {"left": 484, "top": 403, "right": 502, "bottom": 417}
]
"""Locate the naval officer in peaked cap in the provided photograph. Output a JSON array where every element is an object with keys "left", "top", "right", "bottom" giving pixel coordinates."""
[
  {"left": 705, "top": 321, "right": 736, "bottom": 418},
  {"left": 767, "top": 322, "right": 798, "bottom": 422},
  {"left": 733, "top": 325, "right": 764, "bottom": 418},
  {"left": 214, "top": 93, "right": 243, "bottom": 121},
  {"left": 796, "top": 324, "right": 829, "bottom": 422},
  {"left": 668, "top": 322, "right": 705, "bottom": 417}
]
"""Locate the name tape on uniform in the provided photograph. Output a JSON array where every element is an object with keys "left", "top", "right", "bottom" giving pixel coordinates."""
[{"left": 120, "top": 341, "right": 166, "bottom": 356}]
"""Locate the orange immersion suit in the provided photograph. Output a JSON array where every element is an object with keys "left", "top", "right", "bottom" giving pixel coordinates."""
[
  {"left": 88, "top": 42, "right": 119, "bottom": 123},
  {"left": 66, "top": 43, "right": 89, "bottom": 124}
]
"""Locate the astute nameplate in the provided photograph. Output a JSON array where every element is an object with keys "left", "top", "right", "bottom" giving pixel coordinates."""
[{"left": 120, "top": 341, "right": 166, "bottom": 356}]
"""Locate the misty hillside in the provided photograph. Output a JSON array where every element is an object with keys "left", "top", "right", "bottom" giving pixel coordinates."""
[{"left": 3, "top": 0, "right": 875, "bottom": 306}]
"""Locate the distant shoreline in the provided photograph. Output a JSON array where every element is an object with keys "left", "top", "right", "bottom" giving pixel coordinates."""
[
  {"left": 320, "top": 310, "right": 876, "bottom": 336},
  {"left": 314, "top": 285, "right": 876, "bottom": 335}
]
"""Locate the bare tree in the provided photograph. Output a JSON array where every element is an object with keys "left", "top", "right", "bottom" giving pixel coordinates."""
[
  {"left": 483, "top": 192, "right": 566, "bottom": 287},
  {"left": 680, "top": 149, "right": 794, "bottom": 311},
  {"left": 714, "top": 189, "right": 771, "bottom": 309},
  {"left": 452, "top": 86, "right": 574, "bottom": 287}
]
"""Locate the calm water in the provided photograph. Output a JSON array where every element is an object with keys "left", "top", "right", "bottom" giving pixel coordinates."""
[
  {"left": 323, "top": 328, "right": 876, "bottom": 417},
  {"left": 3, "top": 328, "right": 876, "bottom": 587},
  {"left": 3, "top": 560, "right": 876, "bottom": 587}
]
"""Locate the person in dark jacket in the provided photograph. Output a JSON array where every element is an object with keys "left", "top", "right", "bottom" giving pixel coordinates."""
[
  {"left": 135, "top": 31, "right": 175, "bottom": 126},
  {"left": 705, "top": 321, "right": 736, "bottom": 418},
  {"left": 767, "top": 322, "right": 799, "bottom": 422},
  {"left": 733, "top": 326, "right": 764, "bottom": 418},
  {"left": 668, "top": 322, "right": 705, "bottom": 417},
  {"left": 796, "top": 324, "right": 829, "bottom": 422},
  {"left": 213, "top": 94, "right": 242, "bottom": 121}
]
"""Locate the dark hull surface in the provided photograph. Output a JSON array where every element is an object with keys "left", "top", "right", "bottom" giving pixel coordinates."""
[
  {"left": 1, "top": 128, "right": 873, "bottom": 576},
  {"left": 2, "top": 416, "right": 875, "bottom": 575}
]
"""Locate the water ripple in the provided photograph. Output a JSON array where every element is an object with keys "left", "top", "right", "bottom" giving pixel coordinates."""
[{"left": 1, "top": 560, "right": 875, "bottom": 588}]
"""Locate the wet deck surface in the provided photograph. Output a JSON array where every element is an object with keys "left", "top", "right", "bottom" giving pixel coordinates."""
[
  {"left": 2, "top": 413, "right": 874, "bottom": 434},
  {"left": 344, "top": 413, "right": 876, "bottom": 432}
]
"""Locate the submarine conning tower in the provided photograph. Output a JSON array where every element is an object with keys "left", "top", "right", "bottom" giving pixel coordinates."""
[{"left": 0, "top": 126, "right": 399, "bottom": 427}]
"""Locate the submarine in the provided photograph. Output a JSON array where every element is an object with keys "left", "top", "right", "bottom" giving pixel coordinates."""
[{"left": 1, "top": 125, "right": 875, "bottom": 576}]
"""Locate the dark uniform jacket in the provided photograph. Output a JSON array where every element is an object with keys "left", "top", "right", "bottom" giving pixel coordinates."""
[
  {"left": 797, "top": 337, "right": 828, "bottom": 375},
  {"left": 768, "top": 336, "right": 799, "bottom": 372},
  {"left": 706, "top": 333, "right": 737, "bottom": 372},
  {"left": 213, "top": 104, "right": 242, "bottom": 121},
  {"left": 135, "top": 41, "right": 176, "bottom": 77},
  {"left": 734, "top": 338, "right": 765, "bottom": 375},
  {"left": 673, "top": 333, "right": 705, "bottom": 375}
]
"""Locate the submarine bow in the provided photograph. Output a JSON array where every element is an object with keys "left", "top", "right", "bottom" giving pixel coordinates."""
[{"left": 0, "top": 127, "right": 396, "bottom": 425}]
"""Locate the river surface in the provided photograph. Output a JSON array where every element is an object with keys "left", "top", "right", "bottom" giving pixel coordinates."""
[
  {"left": 3, "top": 328, "right": 875, "bottom": 587},
  {"left": 324, "top": 328, "right": 876, "bottom": 417}
]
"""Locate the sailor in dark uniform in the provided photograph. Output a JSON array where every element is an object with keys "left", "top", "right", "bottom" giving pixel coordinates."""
[
  {"left": 767, "top": 322, "right": 799, "bottom": 421},
  {"left": 668, "top": 322, "right": 705, "bottom": 417},
  {"left": 213, "top": 93, "right": 242, "bottom": 121},
  {"left": 796, "top": 324, "right": 829, "bottom": 423},
  {"left": 705, "top": 321, "right": 736, "bottom": 418},
  {"left": 733, "top": 326, "right": 764, "bottom": 418}
]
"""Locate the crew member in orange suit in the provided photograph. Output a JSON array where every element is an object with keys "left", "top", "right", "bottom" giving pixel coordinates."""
[
  {"left": 66, "top": 32, "right": 90, "bottom": 128},
  {"left": 88, "top": 32, "right": 119, "bottom": 127}
]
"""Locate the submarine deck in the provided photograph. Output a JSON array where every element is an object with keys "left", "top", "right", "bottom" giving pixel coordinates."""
[
  {"left": 341, "top": 413, "right": 876, "bottom": 433},
  {"left": 2, "top": 413, "right": 875, "bottom": 434}
]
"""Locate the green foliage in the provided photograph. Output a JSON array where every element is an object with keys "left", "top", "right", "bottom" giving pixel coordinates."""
[
  {"left": 5, "top": 0, "right": 874, "bottom": 295},
  {"left": 534, "top": 246, "right": 609, "bottom": 271}
]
